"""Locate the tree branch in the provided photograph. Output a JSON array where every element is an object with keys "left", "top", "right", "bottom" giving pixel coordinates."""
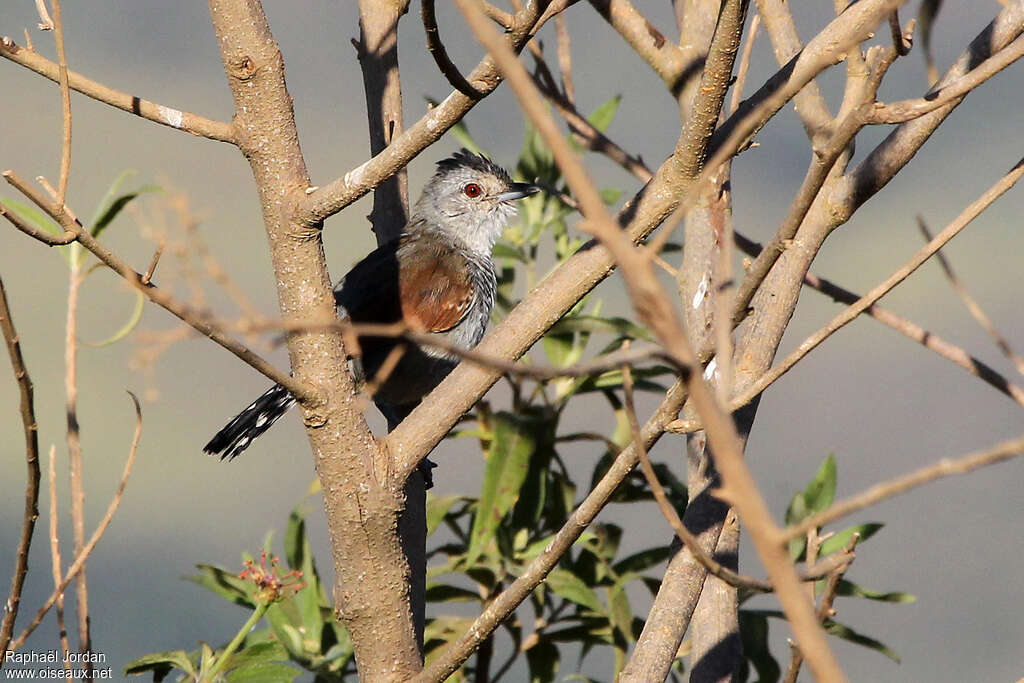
[
  {"left": 782, "top": 434, "right": 1024, "bottom": 544},
  {"left": 0, "top": 37, "right": 235, "bottom": 143},
  {"left": 0, "top": 276, "right": 41, "bottom": 655},
  {"left": 9, "top": 393, "right": 142, "bottom": 652},
  {"left": 297, "top": 0, "right": 548, "bottom": 225},
  {"left": 0, "top": 170, "right": 314, "bottom": 403}
]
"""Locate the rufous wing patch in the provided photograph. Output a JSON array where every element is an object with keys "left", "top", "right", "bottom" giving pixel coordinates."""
[{"left": 399, "top": 251, "right": 473, "bottom": 332}]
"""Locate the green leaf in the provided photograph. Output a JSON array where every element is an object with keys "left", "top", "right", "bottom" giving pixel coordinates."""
[
  {"left": 819, "top": 522, "right": 883, "bottom": 556},
  {"left": 834, "top": 579, "right": 916, "bottom": 603},
  {"left": 425, "top": 583, "right": 482, "bottom": 603},
  {"left": 284, "top": 506, "right": 307, "bottom": 571},
  {"left": 225, "top": 662, "right": 300, "bottom": 682},
  {"left": 545, "top": 569, "right": 604, "bottom": 613},
  {"left": 185, "top": 564, "right": 255, "bottom": 607},
  {"left": 426, "top": 495, "right": 467, "bottom": 536},
  {"left": 466, "top": 412, "right": 537, "bottom": 565},
  {"left": 282, "top": 505, "right": 324, "bottom": 649},
  {"left": 607, "top": 584, "right": 634, "bottom": 642},
  {"left": 88, "top": 170, "right": 158, "bottom": 239},
  {"left": 548, "top": 315, "right": 654, "bottom": 341},
  {"left": 599, "top": 188, "right": 623, "bottom": 207},
  {"left": 586, "top": 95, "right": 622, "bottom": 133},
  {"left": 0, "top": 198, "right": 72, "bottom": 265},
  {"left": 738, "top": 610, "right": 781, "bottom": 683},
  {"left": 526, "top": 640, "right": 560, "bottom": 683},
  {"left": 824, "top": 620, "right": 901, "bottom": 662},
  {"left": 612, "top": 546, "right": 673, "bottom": 575},
  {"left": 424, "top": 615, "right": 476, "bottom": 650},
  {"left": 786, "top": 454, "right": 838, "bottom": 560},
  {"left": 804, "top": 454, "right": 837, "bottom": 516},
  {"left": 492, "top": 242, "right": 526, "bottom": 263},
  {"left": 224, "top": 641, "right": 288, "bottom": 670},
  {"left": 543, "top": 332, "right": 578, "bottom": 368},
  {"left": 124, "top": 650, "right": 195, "bottom": 678},
  {"left": 83, "top": 289, "right": 144, "bottom": 347}
]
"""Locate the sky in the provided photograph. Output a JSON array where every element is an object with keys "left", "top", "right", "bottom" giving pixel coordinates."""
[{"left": 1, "top": 1, "right": 1023, "bottom": 681}]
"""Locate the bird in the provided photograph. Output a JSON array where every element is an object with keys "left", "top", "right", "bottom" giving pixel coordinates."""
[{"left": 203, "top": 149, "right": 540, "bottom": 469}]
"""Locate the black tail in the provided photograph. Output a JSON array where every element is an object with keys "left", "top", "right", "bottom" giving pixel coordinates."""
[{"left": 204, "top": 384, "right": 296, "bottom": 460}]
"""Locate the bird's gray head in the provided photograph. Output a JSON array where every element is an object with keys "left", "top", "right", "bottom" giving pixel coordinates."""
[{"left": 411, "top": 149, "right": 540, "bottom": 254}]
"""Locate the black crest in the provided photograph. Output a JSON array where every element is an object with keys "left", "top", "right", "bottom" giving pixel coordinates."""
[{"left": 435, "top": 148, "right": 512, "bottom": 184}]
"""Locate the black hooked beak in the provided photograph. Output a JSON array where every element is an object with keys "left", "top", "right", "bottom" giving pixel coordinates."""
[{"left": 497, "top": 182, "right": 542, "bottom": 202}]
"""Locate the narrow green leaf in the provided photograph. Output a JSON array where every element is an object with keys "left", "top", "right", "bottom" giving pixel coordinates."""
[
  {"left": 224, "top": 641, "right": 288, "bottom": 670},
  {"left": 492, "top": 243, "right": 526, "bottom": 262},
  {"left": 185, "top": 564, "right": 255, "bottom": 607},
  {"left": 82, "top": 289, "right": 144, "bottom": 347},
  {"left": 0, "top": 198, "right": 72, "bottom": 265},
  {"left": 545, "top": 568, "right": 604, "bottom": 613},
  {"left": 834, "top": 579, "right": 916, "bottom": 603},
  {"left": 607, "top": 585, "right": 634, "bottom": 642},
  {"left": 824, "top": 620, "right": 901, "bottom": 662},
  {"left": 225, "top": 662, "right": 300, "bottom": 682},
  {"left": 0, "top": 198, "right": 61, "bottom": 236},
  {"left": 90, "top": 186, "right": 159, "bottom": 240},
  {"left": 425, "top": 583, "right": 482, "bottom": 603},
  {"left": 466, "top": 412, "right": 537, "bottom": 565},
  {"left": 282, "top": 505, "right": 324, "bottom": 649},
  {"left": 526, "top": 640, "right": 560, "bottom": 683},
  {"left": 819, "top": 522, "right": 884, "bottom": 556},
  {"left": 543, "top": 332, "right": 577, "bottom": 368},
  {"left": 587, "top": 95, "right": 622, "bottom": 133},
  {"left": 124, "top": 650, "right": 195, "bottom": 677},
  {"left": 548, "top": 315, "right": 654, "bottom": 341},
  {"left": 599, "top": 187, "right": 623, "bottom": 206},
  {"left": 738, "top": 610, "right": 781, "bottom": 683},
  {"left": 804, "top": 454, "right": 837, "bottom": 515},
  {"left": 426, "top": 495, "right": 467, "bottom": 536},
  {"left": 612, "top": 546, "right": 673, "bottom": 575}
]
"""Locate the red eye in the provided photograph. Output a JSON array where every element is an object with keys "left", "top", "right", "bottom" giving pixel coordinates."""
[{"left": 463, "top": 183, "right": 483, "bottom": 198}]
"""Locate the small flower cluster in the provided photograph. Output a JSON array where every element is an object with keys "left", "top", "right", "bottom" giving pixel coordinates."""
[{"left": 238, "top": 550, "right": 305, "bottom": 604}]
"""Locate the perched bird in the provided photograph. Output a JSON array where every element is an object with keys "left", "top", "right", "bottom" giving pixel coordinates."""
[{"left": 204, "top": 149, "right": 540, "bottom": 464}]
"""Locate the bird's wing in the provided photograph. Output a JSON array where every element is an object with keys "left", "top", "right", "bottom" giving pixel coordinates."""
[{"left": 335, "top": 233, "right": 474, "bottom": 333}]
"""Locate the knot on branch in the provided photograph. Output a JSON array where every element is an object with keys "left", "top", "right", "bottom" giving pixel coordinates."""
[{"left": 229, "top": 55, "right": 258, "bottom": 81}]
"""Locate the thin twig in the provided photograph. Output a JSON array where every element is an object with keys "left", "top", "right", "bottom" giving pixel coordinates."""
[
  {"left": 453, "top": 0, "right": 846, "bottom": 679},
  {"left": 729, "top": 13, "right": 760, "bottom": 116},
  {"left": 0, "top": 275, "right": 42, "bottom": 654},
  {"left": 622, "top": 356, "right": 850, "bottom": 593},
  {"left": 50, "top": 0, "right": 72, "bottom": 206},
  {"left": 422, "top": 0, "right": 484, "bottom": 98},
  {"left": 732, "top": 44, "right": 898, "bottom": 325},
  {"left": 783, "top": 434, "right": 1024, "bottom": 544},
  {"left": 34, "top": 0, "right": 54, "bottom": 29},
  {"left": 869, "top": 33, "right": 1024, "bottom": 123},
  {"left": 730, "top": 156, "right": 1024, "bottom": 413},
  {"left": 784, "top": 535, "right": 859, "bottom": 683},
  {"left": 0, "top": 38, "right": 235, "bottom": 143},
  {"left": 298, "top": 0, "right": 549, "bottom": 224},
  {"left": 411, "top": 380, "right": 689, "bottom": 682},
  {"left": 64, "top": 262, "right": 90, "bottom": 657},
  {"left": 727, "top": 232, "right": 1024, "bottom": 410},
  {"left": 141, "top": 243, "right": 164, "bottom": 285},
  {"left": 917, "top": 217, "right": 1024, "bottom": 375},
  {"left": 9, "top": 393, "right": 143, "bottom": 651},
  {"left": 1, "top": 170, "right": 315, "bottom": 403},
  {"left": 554, "top": 12, "right": 575, "bottom": 104},
  {"left": 888, "top": 9, "right": 911, "bottom": 56},
  {"left": 47, "top": 446, "right": 72, "bottom": 671}
]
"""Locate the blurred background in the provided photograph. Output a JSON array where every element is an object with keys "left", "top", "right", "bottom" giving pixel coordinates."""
[{"left": 1, "top": 1, "right": 1022, "bottom": 680}]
